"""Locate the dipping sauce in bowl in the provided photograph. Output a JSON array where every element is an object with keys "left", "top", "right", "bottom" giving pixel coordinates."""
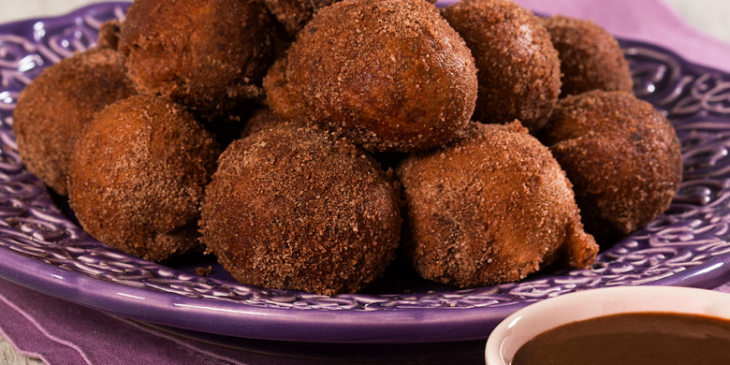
[
  {"left": 485, "top": 287, "right": 730, "bottom": 365},
  {"left": 512, "top": 312, "right": 730, "bottom": 365}
]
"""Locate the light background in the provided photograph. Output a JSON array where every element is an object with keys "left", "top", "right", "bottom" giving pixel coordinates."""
[
  {"left": 1, "top": 0, "right": 730, "bottom": 43},
  {"left": 0, "top": 0, "right": 728, "bottom": 364}
]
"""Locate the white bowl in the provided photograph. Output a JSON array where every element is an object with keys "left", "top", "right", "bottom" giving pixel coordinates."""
[{"left": 485, "top": 286, "right": 730, "bottom": 365}]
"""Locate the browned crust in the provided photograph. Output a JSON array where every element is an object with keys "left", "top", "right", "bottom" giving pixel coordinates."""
[
  {"left": 97, "top": 19, "right": 122, "bottom": 50},
  {"left": 264, "top": 0, "right": 478, "bottom": 152},
  {"left": 543, "top": 15, "right": 633, "bottom": 97},
  {"left": 396, "top": 122, "right": 597, "bottom": 288},
  {"left": 262, "top": 0, "right": 437, "bottom": 38},
  {"left": 68, "top": 95, "right": 221, "bottom": 262},
  {"left": 441, "top": 0, "right": 561, "bottom": 132},
  {"left": 119, "top": 0, "right": 275, "bottom": 122},
  {"left": 261, "top": 0, "right": 339, "bottom": 37},
  {"left": 13, "top": 48, "right": 135, "bottom": 195},
  {"left": 540, "top": 91, "right": 683, "bottom": 237},
  {"left": 239, "top": 108, "right": 288, "bottom": 139},
  {"left": 200, "top": 123, "right": 402, "bottom": 295}
]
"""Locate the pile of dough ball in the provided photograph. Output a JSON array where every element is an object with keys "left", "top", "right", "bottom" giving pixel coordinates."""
[{"left": 12, "top": 0, "right": 683, "bottom": 295}]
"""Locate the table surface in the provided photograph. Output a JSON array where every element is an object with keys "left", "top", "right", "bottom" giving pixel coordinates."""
[{"left": 1, "top": 0, "right": 729, "bottom": 364}]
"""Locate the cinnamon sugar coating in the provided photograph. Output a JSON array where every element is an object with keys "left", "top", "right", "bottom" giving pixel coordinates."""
[
  {"left": 201, "top": 123, "right": 402, "bottom": 295},
  {"left": 239, "top": 108, "right": 287, "bottom": 139},
  {"left": 540, "top": 91, "right": 683, "bottom": 238},
  {"left": 13, "top": 48, "right": 134, "bottom": 195},
  {"left": 543, "top": 15, "right": 633, "bottom": 97},
  {"left": 264, "top": 0, "right": 478, "bottom": 153},
  {"left": 119, "top": 0, "right": 275, "bottom": 122},
  {"left": 397, "top": 122, "right": 597, "bottom": 288},
  {"left": 262, "top": 0, "right": 437, "bottom": 37},
  {"left": 68, "top": 96, "right": 220, "bottom": 262},
  {"left": 441, "top": 0, "right": 561, "bottom": 132},
  {"left": 261, "top": 0, "right": 339, "bottom": 37},
  {"left": 97, "top": 19, "right": 122, "bottom": 50}
]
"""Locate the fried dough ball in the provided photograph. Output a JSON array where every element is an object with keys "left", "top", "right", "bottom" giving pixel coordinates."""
[
  {"left": 97, "top": 19, "right": 122, "bottom": 50},
  {"left": 69, "top": 96, "right": 220, "bottom": 262},
  {"left": 119, "top": 0, "right": 275, "bottom": 122},
  {"left": 543, "top": 16, "right": 633, "bottom": 97},
  {"left": 540, "top": 91, "right": 683, "bottom": 238},
  {"left": 239, "top": 108, "right": 287, "bottom": 139},
  {"left": 13, "top": 48, "right": 134, "bottom": 195},
  {"left": 263, "top": 0, "right": 437, "bottom": 37},
  {"left": 441, "top": 0, "right": 561, "bottom": 132},
  {"left": 264, "top": 0, "right": 478, "bottom": 153},
  {"left": 201, "top": 123, "right": 402, "bottom": 295},
  {"left": 397, "top": 122, "right": 598, "bottom": 288}
]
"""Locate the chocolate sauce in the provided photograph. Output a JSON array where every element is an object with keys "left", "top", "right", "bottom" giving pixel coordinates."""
[{"left": 512, "top": 312, "right": 730, "bottom": 365}]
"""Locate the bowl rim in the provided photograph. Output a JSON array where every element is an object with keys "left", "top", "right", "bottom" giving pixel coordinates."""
[{"left": 485, "top": 286, "right": 730, "bottom": 365}]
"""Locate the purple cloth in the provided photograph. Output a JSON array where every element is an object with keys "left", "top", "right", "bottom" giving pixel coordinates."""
[
  {"left": 2, "top": 0, "right": 730, "bottom": 364},
  {"left": 0, "top": 278, "right": 486, "bottom": 364},
  {"left": 0, "top": 279, "right": 295, "bottom": 365}
]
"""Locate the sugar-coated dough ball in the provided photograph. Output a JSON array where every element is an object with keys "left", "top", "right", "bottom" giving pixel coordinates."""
[
  {"left": 69, "top": 96, "right": 220, "bottom": 262},
  {"left": 397, "top": 122, "right": 598, "bottom": 288},
  {"left": 542, "top": 15, "right": 633, "bottom": 97},
  {"left": 14, "top": 48, "right": 134, "bottom": 195},
  {"left": 264, "top": 0, "right": 478, "bottom": 152},
  {"left": 442, "top": 0, "right": 561, "bottom": 132},
  {"left": 119, "top": 0, "right": 275, "bottom": 122},
  {"left": 541, "top": 91, "right": 683, "bottom": 238},
  {"left": 201, "top": 123, "right": 402, "bottom": 295}
]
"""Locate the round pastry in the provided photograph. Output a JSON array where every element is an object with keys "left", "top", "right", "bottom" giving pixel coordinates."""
[
  {"left": 540, "top": 91, "right": 683, "bottom": 238},
  {"left": 119, "top": 0, "right": 275, "bottom": 122},
  {"left": 201, "top": 123, "right": 402, "bottom": 295},
  {"left": 68, "top": 95, "right": 220, "bottom": 262},
  {"left": 542, "top": 15, "right": 633, "bottom": 97},
  {"left": 264, "top": 0, "right": 478, "bottom": 153},
  {"left": 397, "top": 122, "right": 598, "bottom": 288},
  {"left": 441, "top": 0, "right": 561, "bottom": 132},
  {"left": 13, "top": 48, "right": 134, "bottom": 195}
]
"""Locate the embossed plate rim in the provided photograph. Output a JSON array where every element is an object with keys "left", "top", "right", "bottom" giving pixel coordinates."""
[{"left": 0, "top": 2, "right": 729, "bottom": 343}]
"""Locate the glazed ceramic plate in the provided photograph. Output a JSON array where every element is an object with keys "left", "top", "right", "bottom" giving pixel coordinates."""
[{"left": 1, "top": 2, "right": 730, "bottom": 344}]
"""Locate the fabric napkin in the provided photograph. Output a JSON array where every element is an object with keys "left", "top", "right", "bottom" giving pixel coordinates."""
[
  {"left": 0, "top": 278, "right": 485, "bottom": 364},
  {"left": 2, "top": 0, "right": 730, "bottom": 364}
]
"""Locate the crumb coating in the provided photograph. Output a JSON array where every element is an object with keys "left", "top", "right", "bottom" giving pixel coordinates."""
[
  {"left": 541, "top": 91, "right": 683, "bottom": 237},
  {"left": 119, "top": 0, "right": 275, "bottom": 122},
  {"left": 441, "top": 0, "right": 561, "bottom": 132},
  {"left": 69, "top": 95, "right": 220, "bottom": 262},
  {"left": 262, "top": 0, "right": 339, "bottom": 37},
  {"left": 97, "top": 19, "right": 122, "bottom": 50},
  {"left": 201, "top": 123, "right": 402, "bottom": 295},
  {"left": 262, "top": 0, "right": 437, "bottom": 37},
  {"left": 397, "top": 122, "right": 597, "bottom": 288},
  {"left": 13, "top": 48, "right": 134, "bottom": 195},
  {"left": 239, "top": 108, "right": 288, "bottom": 139},
  {"left": 543, "top": 15, "right": 633, "bottom": 97},
  {"left": 264, "top": 0, "right": 478, "bottom": 152}
]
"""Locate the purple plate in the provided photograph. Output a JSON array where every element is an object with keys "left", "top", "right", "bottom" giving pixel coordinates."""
[{"left": 1, "top": 2, "right": 730, "bottom": 344}]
